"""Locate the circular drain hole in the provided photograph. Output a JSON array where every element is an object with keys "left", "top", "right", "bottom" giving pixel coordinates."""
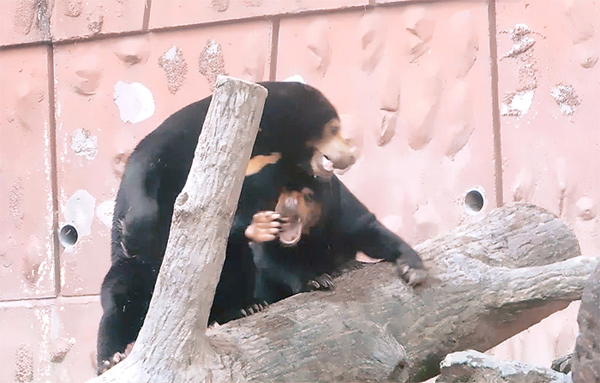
[
  {"left": 465, "top": 189, "right": 485, "bottom": 214},
  {"left": 59, "top": 224, "right": 78, "bottom": 247}
]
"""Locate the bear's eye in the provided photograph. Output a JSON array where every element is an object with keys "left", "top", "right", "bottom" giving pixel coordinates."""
[
  {"left": 330, "top": 125, "right": 339, "bottom": 135},
  {"left": 302, "top": 189, "right": 314, "bottom": 203}
]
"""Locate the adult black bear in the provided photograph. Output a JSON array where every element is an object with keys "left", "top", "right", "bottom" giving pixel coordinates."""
[
  {"left": 96, "top": 81, "right": 427, "bottom": 375},
  {"left": 96, "top": 81, "right": 358, "bottom": 374},
  {"left": 249, "top": 164, "right": 427, "bottom": 305}
]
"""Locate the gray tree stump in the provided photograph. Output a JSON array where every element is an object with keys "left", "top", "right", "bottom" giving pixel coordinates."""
[{"left": 86, "top": 76, "right": 267, "bottom": 383}]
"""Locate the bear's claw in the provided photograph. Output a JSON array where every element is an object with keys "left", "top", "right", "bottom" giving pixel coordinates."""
[
  {"left": 97, "top": 342, "right": 134, "bottom": 375},
  {"left": 397, "top": 263, "right": 428, "bottom": 286},
  {"left": 307, "top": 273, "right": 334, "bottom": 291},
  {"left": 240, "top": 301, "right": 269, "bottom": 317}
]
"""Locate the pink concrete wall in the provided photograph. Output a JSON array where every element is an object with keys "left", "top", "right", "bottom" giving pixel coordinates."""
[{"left": 0, "top": 0, "right": 598, "bottom": 381}]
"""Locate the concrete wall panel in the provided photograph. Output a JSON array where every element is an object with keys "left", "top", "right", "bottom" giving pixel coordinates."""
[
  {"left": 0, "top": 0, "right": 146, "bottom": 46},
  {"left": 50, "top": 0, "right": 147, "bottom": 41},
  {"left": 489, "top": 0, "right": 599, "bottom": 368},
  {"left": 0, "top": 0, "right": 52, "bottom": 46},
  {"left": 0, "top": 304, "right": 53, "bottom": 383},
  {"left": 0, "top": 46, "right": 56, "bottom": 301},
  {"left": 496, "top": 0, "right": 600, "bottom": 256},
  {"left": 53, "top": 21, "right": 272, "bottom": 296},
  {"left": 277, "top": 2, "right": 496, "bottom": 246},
  {"left": 149, "top": 0, "right": 368, "bottom": 29},
  {"left": 0, "top": 297, "right": 101, "bottom": 382}
]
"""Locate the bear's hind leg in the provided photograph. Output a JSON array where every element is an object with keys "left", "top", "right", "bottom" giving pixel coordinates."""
[{"left": 96, "top": 259, "right": 155, "bottom": 375}]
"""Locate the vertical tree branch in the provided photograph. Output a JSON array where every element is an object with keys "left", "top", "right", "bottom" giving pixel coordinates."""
[{"left": 88, "top": 76, "right": 267, "bottom": 383}]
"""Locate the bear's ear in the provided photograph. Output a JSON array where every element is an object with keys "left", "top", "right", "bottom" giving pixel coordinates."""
[
  {"left": 283, "top": 74, "right": 307, "bottom": 84},
  {"left": 301, "top": 187, "right": 314, "bottom": 202}
]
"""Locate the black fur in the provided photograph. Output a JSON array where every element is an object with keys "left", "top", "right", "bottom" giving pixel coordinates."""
[
  {"left": 210, "top": 161, "right": 318, "bottom": 324},
  {"left": 96, "top": 81, "right": 425, "bottom": 375},
  {"left": 97, "top": 82, "right": 339, "bottom": 373},
  {"left": 250, "top": 170, "right": 424, "bottom": 304}
]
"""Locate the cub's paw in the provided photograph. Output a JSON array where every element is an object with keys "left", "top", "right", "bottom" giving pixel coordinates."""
[
  {"left": 307, "top": 273, "right": 334, "bottom": 291},
  {"left": 97, "top": 343, "right": 134, "bottom": 375},
  {"left": 245, "top": 211, "right": 286, "bottom": 243},
  {"left": 240, "top": 301, "right": 269, "bottom": 318},
  {"left": 396, "top": 262, "right": 428, "bottom": 287}
]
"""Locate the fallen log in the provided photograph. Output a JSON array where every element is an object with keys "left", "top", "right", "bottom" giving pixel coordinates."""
[{"left": 208, "top": 204, "right": 597, "bottom": 382}]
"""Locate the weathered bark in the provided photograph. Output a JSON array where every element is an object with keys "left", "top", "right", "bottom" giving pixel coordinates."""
[
  {"left": 437, "top": 350, "right": 571, "bottom": 383},
  {"left": 86, "top": 76, "right": 267, "bottom": 383},
  {"left": 550, "top": 261, "right": 600, "bottom": 383},
  {"left": 572, "top": 261, "right": 600, "bottom": 383},
  {"left": 206, "top": 204, "right": 597, "bottom": 382}
]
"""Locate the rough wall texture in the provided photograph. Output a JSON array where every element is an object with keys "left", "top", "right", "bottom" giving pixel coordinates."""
[{"left": 0, "top": 0, "right": 598, "bottom": 381}]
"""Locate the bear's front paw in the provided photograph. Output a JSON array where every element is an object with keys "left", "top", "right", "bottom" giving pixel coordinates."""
[
  {"left": 307, "top": 273, "right": 334, "bottom": 291},
  {"left": 245, "top": 211, "right": 287, "bottom": 243},
  {"left": 397, "top": 262, "right": 428, "bottom": 287},
  {"left": 97, "top": 342, "right": 134, "bottom": 375}
]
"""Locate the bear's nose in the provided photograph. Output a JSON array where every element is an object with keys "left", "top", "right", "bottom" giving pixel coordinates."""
[
  {"left": 334, "top": 151, "right": 357, "bottom": 170},
  {"left": 284, "top": 197, "right": 298, "bottom": 210}
]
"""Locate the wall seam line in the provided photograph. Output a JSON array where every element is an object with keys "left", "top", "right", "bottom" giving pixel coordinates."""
[
  {"left": 46, "top": 43, "right": 62, "bottom": 297},
  {"left": 487, "top": 0, "right": 504, "bottom": 207},
  {"left": 269, "top": 18, "right": 280, "bottom": 81},
  {"left": 143, "top": 0, "right": 153, "bottom": 31}
]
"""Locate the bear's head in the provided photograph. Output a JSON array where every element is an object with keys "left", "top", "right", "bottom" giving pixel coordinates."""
[{"left": 257, "top": 82, "right": 357, "bottom": 179}]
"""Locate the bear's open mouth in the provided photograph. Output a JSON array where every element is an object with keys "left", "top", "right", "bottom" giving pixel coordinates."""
[
  {"left": 311, "top": 151, "right": 337, "bottom": 178},
  {"left": 322, "top": 155, "right": 335, "bottom": 172}
]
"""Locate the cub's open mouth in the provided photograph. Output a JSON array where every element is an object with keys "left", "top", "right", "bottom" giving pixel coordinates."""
[
  {"left": 275, "top": 188, "right": 321, "bottom": 247},
  {"left": 275, "top": 199, "right": 303, "bottom": 246},
  {"left": 278, "top": 216, "right": 303, "bottom": 246}
]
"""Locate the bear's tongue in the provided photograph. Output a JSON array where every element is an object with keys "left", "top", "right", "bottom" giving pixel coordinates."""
[{"left": 322, "top": 155, "right": 334, "bottom": 172}]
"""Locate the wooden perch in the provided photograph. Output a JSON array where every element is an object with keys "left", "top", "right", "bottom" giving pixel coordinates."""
[
  {"left": 437, "top": 350, "right": 571, "bottom": 383},
  {"left": 86, "top": 76, "right": 268, "bottom": 383},
  {"left": 207, "top": 204, "right": 597, "bottom": 382}
]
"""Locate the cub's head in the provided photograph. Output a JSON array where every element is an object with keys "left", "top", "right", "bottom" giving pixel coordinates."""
[
  {"left": 275, "top": 187, "right": 321, "bottom": 246},
  {"left": 258, "top": 82, "right": 358, "bottom": 178}
]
